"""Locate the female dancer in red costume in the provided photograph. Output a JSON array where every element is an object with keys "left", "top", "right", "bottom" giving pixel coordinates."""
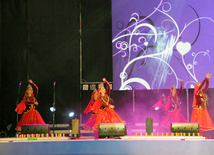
[
  {"left": 83, "top": 89, "right": 98, "bottom": 130},
  {"left": 150, "top": 93, "right": 167, "bottom": 112},
  {"left": 191, "top": 73, "right": 214, "bottom": 135},
  {"left": 92, "top": 78, "right": 125, "bottom": 130},
  {"left": 150, "top": 93, "right": 168, "bottom": 132},
  {"left": 160, "top": 79, "right": 187, "bottom": 131},
  {"left": 15, "top": 80, "right": 45, "bottom": 131}
]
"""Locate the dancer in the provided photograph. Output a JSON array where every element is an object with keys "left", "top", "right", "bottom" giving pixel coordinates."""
[
  {"left": 150, "top": 93, "right": 167, "bottom": 112},
  {"left": 150, "top": 93, "right": 168, "bottom": 132},
  {"left": 92, "top": 78, "right": 125, "bottom": 130},
  {"left": 83, "top": 89, "right": 98, "bottom": 130},
  {"left": 15, "top": 80, "right": 45, "bottom": 131},
  {"left": 191, "top": 73, "right": 214, "bottom": 135},
  {"left": 159, "top": 79, "right": 187, "bottom": 131}
]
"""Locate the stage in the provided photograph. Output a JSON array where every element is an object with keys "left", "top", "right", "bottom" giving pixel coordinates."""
[{"left": 0, "top": 135, "right": 214, "bottom": 155}]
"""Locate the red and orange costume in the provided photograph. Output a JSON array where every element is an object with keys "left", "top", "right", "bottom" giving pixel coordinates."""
[
  {"left": 92, "top": 80, "right": 125, "bottom": 130},
  {"left": 15, "top": 82, "right": 45, "bottom": 131},
  {"left": 191, "top": 77, "right": 214, "bottom": 132},
  {"left": 160, "top": 81, "right": 187, "bottom": 129},
  {"left": 83, "top": 90, "right": 97, "bottom": 130},
  {"left": 150, "top": 93, "right": 167, "bottom": 112}
]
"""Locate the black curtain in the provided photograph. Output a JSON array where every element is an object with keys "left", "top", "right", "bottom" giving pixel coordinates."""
[
  {"left": 0, "top": 0, "right": 112, "bottom": 130},
  {"left": 0, "top": 0, "right": 2, "bottom": 89},
  {"left": 82, "top": 0, "right": 112, "bottom": 81},
  {"left": 1, "top": 0, "right": 29, "bottom": 129}
]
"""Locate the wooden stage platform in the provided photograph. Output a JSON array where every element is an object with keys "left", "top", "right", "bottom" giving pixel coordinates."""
[{"left": 0, "top": 135, "right": 214, "bottom": 155}]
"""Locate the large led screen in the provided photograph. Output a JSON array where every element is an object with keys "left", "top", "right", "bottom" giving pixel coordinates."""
[{"left": 112, "top": 0, "right": 214, "bottom": 90}]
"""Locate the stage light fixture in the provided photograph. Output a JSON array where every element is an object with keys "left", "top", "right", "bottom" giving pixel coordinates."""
[
  {"left": 83, "top": 84, "right": 88, "bottom": 90},
  {"left": 50, "top": 107, "right": 56, "bottom": 112},
  {"left": 110, "top": 83, "right": 113, "bottom": 90},
  {"left": 154, "top": 107, "right": 159, "bottom": 110},
  {"left": 90, "top": 84, "right": 96, "bottom": 90},
  {"left": 69, "top": 112, "right": 75, "bottom": 117}
]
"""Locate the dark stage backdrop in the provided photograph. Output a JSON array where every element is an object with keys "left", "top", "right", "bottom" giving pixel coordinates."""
[{"left": 0, "top": 0, "right": 112, "bottom": 134}]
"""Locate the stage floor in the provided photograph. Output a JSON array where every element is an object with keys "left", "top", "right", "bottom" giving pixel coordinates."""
[{"left": 0, "top": 136, "right": 214, "bottom": 155}]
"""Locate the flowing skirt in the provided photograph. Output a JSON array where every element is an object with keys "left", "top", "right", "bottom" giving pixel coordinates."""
[
  {"left": 93, "top": 107, "right": 125, "bottom": 130},
  {"left": 160, "top": 109, "right": 187, "bottom": 129},
  {"left": 191, "top": 108, "right": 214, "bottom": 131},
  {"left": 83, "top": 113, "right": 97, "bottom": 130},
  {"left": 16, "top": 108, "right": 45, "bottom": 131}
]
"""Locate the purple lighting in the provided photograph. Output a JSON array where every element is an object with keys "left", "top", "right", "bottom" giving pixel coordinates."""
[{"left": 112, "top": 0, "right": 214, "bottom": 90}]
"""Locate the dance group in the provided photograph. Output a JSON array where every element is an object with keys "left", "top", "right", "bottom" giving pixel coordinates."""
[
  {"left": 150, "top": 73, "right": 214, "bottom": 135},
  {"left": 15, "top": 78, "right": 124, "bottom": 133},
  {"left": 15, "top": 74, "right": 214, "bottom": 136},
  {"left": 83, "top": 78, "right": 124, "bottom": 130}
]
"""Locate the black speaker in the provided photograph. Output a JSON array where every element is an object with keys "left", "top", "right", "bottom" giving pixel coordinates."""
[
  {"left": 21, "top": 124, "right": 50, "bottom": 134},
  {"left": 72, "top": 118, "right": 79, "bottom": 137},
  {"left": 171, "top": 123, "right": 199, "bottom": 135},
  {"left": 99, "top": 123, "right": 127, "bottom": 138},
  {"left": 146, "top": 117, "right": 153, "bottom": 135}
]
